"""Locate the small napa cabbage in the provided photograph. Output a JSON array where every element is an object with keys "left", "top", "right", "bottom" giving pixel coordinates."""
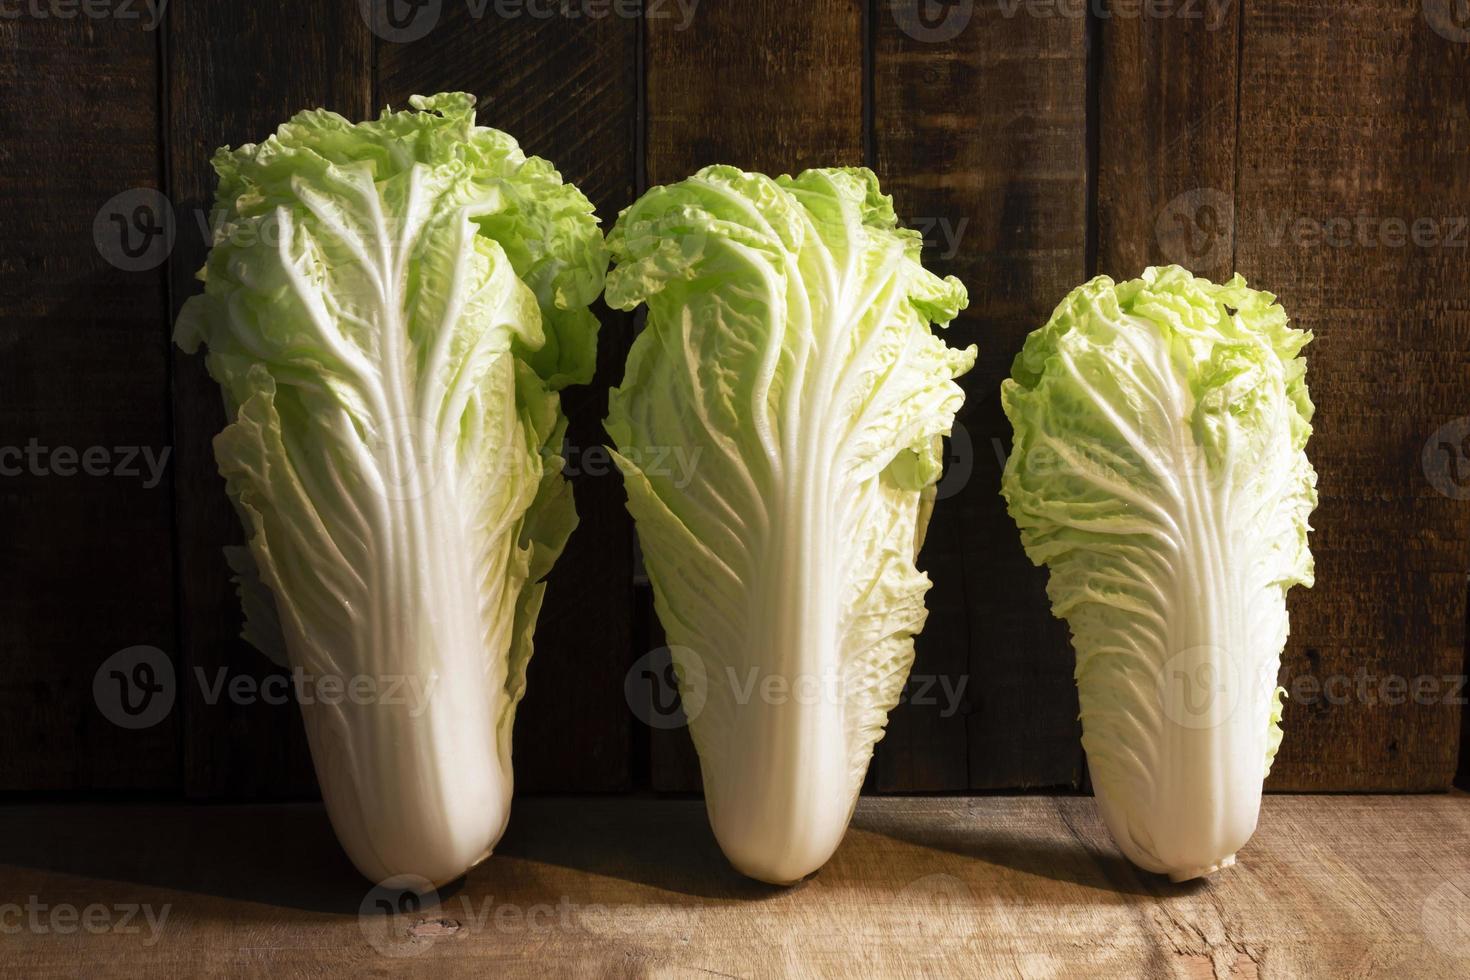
[
  {"left": 175, "top": 93, "right": 604, "bottom": 887},
  {"left": 1000, "top": 266, "right": 1316, "bottom": 881},
  {"left": 604, "top": 166, "right": 975, "bottom": 884}
]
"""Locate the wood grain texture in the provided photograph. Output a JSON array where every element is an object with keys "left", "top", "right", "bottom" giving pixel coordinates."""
[
  {"left": 1234, "top": 0, "right": 1470, "bottom": 790},
  {"left": 1097, "top": 0, "right": 1239, "bottom": 284},
  {"left": 165, "top": 0, "right": 372, "bottom": 798},
  {"left": 643, "top": 0, "right": 866, "bottom": 791},
  {"left": 873, "top": 2, "right": 1089, "bottom": 790},
  {"left": 0, "top": 17, "right": 176, "bottom": 789},
  {"left": 1462, "top": 582, "right": 1469, "bottom": 790},
  {"left": 377, "top": 7, "right": 640, "bottom": 792},
  {"left": 645, "top": 0, "right": 865, "bottom": 185},
  {"left": 2, "top": 795, "right": 1467, "bottom": 976}
]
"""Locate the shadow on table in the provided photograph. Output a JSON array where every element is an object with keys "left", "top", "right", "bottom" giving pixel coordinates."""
[
  {"left": 858, "top": 800, "right": 1204, "bottom": 900},
  {"left": 0, "top": 802, "right": 399, "bottom": 914},
  {"left": 0, "top": 797, "right": 1203, "bottom": 914},
  {"left": 494, "top": 797, "right": 787, "bottom": 902},
  {"left": 0, "top": 797, "right": 780, "bottom": 914}
]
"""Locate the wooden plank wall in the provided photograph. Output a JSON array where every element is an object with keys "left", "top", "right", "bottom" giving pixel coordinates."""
[
  {"left": 1238, "top": 1, "right": 1470, "bottom": 790},
  {"left": 873, "top": 0, "right": 1089, "bottom": 792},
  {"left": 0, "top": 12, "right": 176, "bottom": 791},
  {"left": 0, "top": 0, "right": 1464, "bottom": 797}
]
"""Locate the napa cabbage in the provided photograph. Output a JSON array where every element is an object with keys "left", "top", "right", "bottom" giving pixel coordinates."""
[
  {"left": 175, "top": 93, "right": 604, "bottom": 887},
  {"left": 604, "top": 166, "right": 975, "bottom": 884},
  {"left": 1000, "top": 266, "right": 1316, "bottom": 880}
]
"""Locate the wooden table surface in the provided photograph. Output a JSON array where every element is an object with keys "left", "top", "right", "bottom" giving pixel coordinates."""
[{"left": 1, "top": 794, "right": 1466, "bottom": 978}]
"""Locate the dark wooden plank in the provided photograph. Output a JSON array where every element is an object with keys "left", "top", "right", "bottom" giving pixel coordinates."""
[
  {"left": 646, "top": 0, "right": 865, "bottom": 183},
  {"left": 1461, "top": 584, "right": 1469, "bottom": 790},
  {"left": 873, "top": 3, "right": 1088, "bottom": 790},
  {"left": 377, "top": 8, "right": 639, "bottom": 793},
  {"left": 3, "top": 795, "right": 1469, "bottom": 975},
  {"left": 1235, "top": 0, "right": 1470, "bottom": 789},
  {"left": 0, "top": 16, "right": 176, "bottom": 789},
  {"left": 1097, "top": 0, "right": 1239, "bottom": 284},
  {"left": 165, "top": 1, "right": 372, "bottom": 798},
  {"left": 643, "top": 0, "right": 866, "bottom": 791}
]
